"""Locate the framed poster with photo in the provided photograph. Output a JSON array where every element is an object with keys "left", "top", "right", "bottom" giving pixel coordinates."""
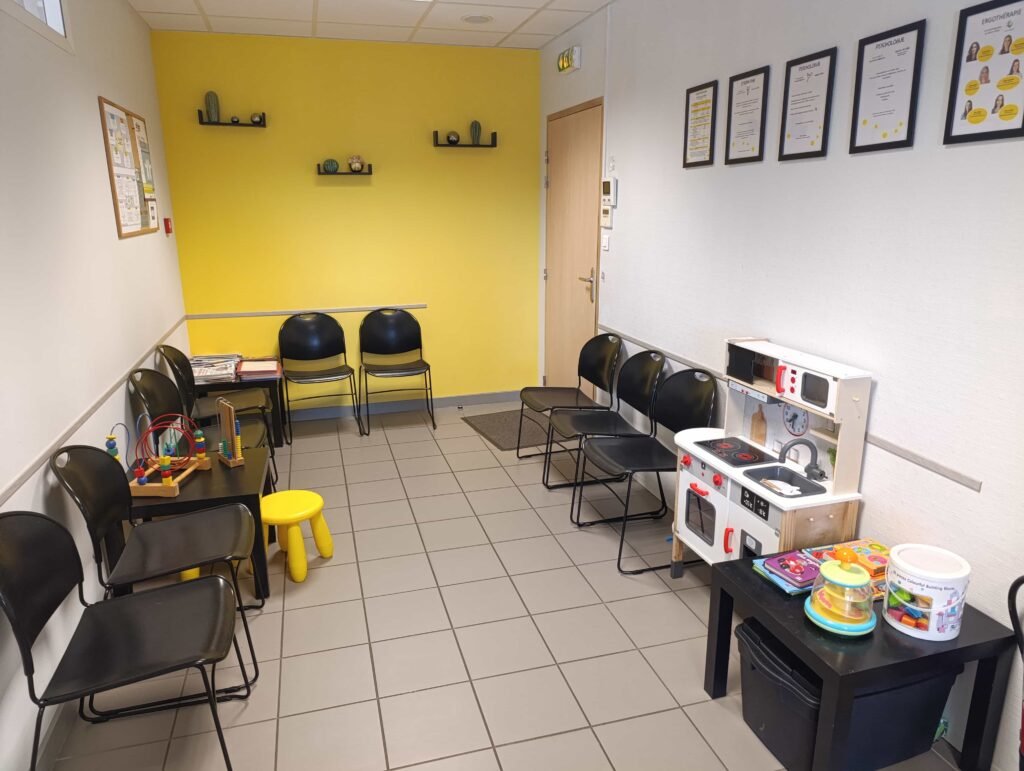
[
  {"left": 726, "top": 66, "right": 770, "bottom": 164},
  {"left": 779, "top": 47, "right": 837, "bottom": 161},
  {"left": 850, "top": 20, "right": 926, "bottom": 153},
  {"left": 98, "top": 96, "right": 159, "bottom": 238},
  {"left": 944, "top": 0, "right": 1024, "bottom": 144},
  {"left": 683, "top": 80, "right": 718, "bottom": 168}
]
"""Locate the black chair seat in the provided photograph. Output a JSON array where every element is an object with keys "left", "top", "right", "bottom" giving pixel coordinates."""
[
  {"left": 583, "top": 436, "right": 676, "bottom": 476},
  {"left": 195, "top": 389, "right": 268, "bottom": 418},
  {"left": 521, "top": 387, "right": 603, "bottom": 414},
  {"left": 41, "top": 576, "right": 235, "bottom": 704},
  {"left": 283, "top": 364, "right": 355, "bottom": 384},
  {"left": 549, "top": 410, "right": 643, "bottom": 440},
  {"left": 363, "top": 359, "right": 430, "bottom": 378},
  {"left": 107, "top": 504, "right": 254, "bottom": 587}
]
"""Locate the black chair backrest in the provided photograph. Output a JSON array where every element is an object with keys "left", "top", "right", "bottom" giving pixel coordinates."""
[
  {"left": 615, "top": 350, "right": 666, "bottom": 418},
  {"left": 279, "top": 313, "right": 347, "bottom": 362},
  {"left": 156, "top": 345, "right": 198, "bottom": 416},
  {"left": 128, "top": 368, "right": 186, "bottom": 422},
  {"left": 50, "top": 446, "right": 131, "bottom": 565},
  {"left": 0, "top": 512, "right": 83, "bottom": 678},
  {"left": 653, "top": 369, "right": 717, "bottom": 434},
  {"left": 360, "top": 309, "right": 422, "bottom": 358},
  {"left": 578, "top": 334, "right": 621, "bottom": 393}
]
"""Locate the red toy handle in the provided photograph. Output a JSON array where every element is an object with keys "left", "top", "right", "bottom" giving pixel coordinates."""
[
  {"left": 689, "top": 482, "right": 709, "bottom": 497},
  {"left": 775, "top": 365, "right": 787, "bottom": 394},
  {"left": 724, "top": 527, "right": 735, "bottom": 554}
]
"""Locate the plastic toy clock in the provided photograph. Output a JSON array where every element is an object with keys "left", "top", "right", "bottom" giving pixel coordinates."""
[{"left": 783, "top": 404, "right": 809, "bottom": 436}]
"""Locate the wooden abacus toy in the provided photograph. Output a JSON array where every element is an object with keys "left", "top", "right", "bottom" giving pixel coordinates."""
[
  {"left": 216, "top": 397, "right": 245, "bottom": 468},
  {"left": 128, "top": 413, "right": 212, "bottom": 498}
]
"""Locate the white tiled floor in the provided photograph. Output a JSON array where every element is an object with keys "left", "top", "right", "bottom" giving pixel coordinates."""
[{"left": 52, "top": 402, "right": 959, "bottom": 771}]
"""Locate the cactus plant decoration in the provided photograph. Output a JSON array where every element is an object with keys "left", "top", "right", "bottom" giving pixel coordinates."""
[
  {"left": 470, "top": 120, "right": 482, "bottom": 145},
  {"left": 322, "top": 158, "right": 340, "bottom": 174},
  {"left": 204, "top": 91, "right": 220, "bottom": 123}
]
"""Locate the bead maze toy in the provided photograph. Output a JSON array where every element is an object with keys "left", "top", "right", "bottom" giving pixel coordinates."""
[
  {"left": 216, "top": 397, "right": 245, "bottom": 468},
  {"left": 128, "top": 412, "right": 212, "bottom": 498}
]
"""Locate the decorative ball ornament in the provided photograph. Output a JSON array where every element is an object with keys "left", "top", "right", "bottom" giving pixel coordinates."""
[
  {"left": 230, "top": 116, "right": 240, "bottom": 124},
  {"left": 347, "top": 155, "right": 364, "bottom": 172},
  {"left": 446, "top": 131, "right": 460, "bottom": 145},
  {"left": 322, "top": 158, "right": 340, "bottom": 174},
  {"left": 250, "top": 112, "right": 263, "bottom": 125}
]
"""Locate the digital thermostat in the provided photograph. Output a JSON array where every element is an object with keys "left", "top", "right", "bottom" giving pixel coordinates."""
[
  {"left": 601, "top": 177, "right": 617, "bottom": 207},
  {"left": 600, "top": 205, "right": 613, "bottom": 229}
]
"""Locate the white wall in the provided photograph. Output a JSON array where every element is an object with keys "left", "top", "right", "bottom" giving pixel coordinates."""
[
  {"left": 599, "top": 1, "right": 1023, "bottom": 767},
  {"left": 537, "top": 8, "right": 609, "bottom": 380},
  {"left": 0, "top": 0, "right": 187, "bottom": 765}
]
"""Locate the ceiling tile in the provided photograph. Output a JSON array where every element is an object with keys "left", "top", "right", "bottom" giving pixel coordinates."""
[
  {"left": 317, "top": 0, "right": 429, "bottom": 27},
  {"left": 139, "top": 11, "right": 208, "bottom": 30},
  {"left": 547, "top": 0, "right": 608, "bottom": 11},
  {"left": 411, "top": 27, "right": 505, "bottom": 46},
  {"left": 421, "top": 3, "right": 533, "bottom": 33},
  {"left": 129, "top": 0, "right": 200, "bottom": 13},
  {"left": 516, "top": 8, "right": 588, "bottom": 35},
  {"left": 316, "top": 22, "right": 414, "bottom": 41},
  {"left": 440, "top": 0, "right": 546, "bottom": 6},
  {"left": 499, "top": 32, "right": 552, "bottom": 48},
  {"left": 207, "top": 16, "right": 313, "bottom": 35},
  {"left": 199, "top": 0, "right": 313, "bottom": 21}
]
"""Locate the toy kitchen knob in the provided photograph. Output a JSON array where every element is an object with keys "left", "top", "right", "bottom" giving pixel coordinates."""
[
  {"left": 712, "top": 473, "right": 723, "bottom": 487},
  {"left": 681, "top": 454, "right": 692, "bottom": 467}
]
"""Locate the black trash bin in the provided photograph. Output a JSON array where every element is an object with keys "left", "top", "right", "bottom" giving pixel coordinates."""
[{"left": 735, "top": 619, "right": 962, "bottom": 771}]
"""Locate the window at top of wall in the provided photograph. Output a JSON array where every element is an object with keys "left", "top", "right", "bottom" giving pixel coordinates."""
[{"left": 14, "top": 0, "right": 64, "bottom": 35}]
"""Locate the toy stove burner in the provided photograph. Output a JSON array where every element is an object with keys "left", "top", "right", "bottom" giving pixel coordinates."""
[{"left": 695, "top": 437, "right": 771, "bottom": 467}]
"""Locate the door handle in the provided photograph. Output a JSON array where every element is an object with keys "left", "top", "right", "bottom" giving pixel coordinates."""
[
  {"left": 577, "top": 268, "right": 596, "bottom": 303},
  {"left": 724, "top": 527, "right": 735, "bottom": 555},
  {"left": 689, "top": 482, "right": 709, "bottom": 497}
]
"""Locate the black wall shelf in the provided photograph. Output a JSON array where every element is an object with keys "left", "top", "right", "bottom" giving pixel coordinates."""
[
  {"left": 317, "top": 163, "right": 373, "bottom": 176},
  {"left": 198, "top": 110, "right": 267, "bottom": 128},
  {"left": 433, "top": 130, "right": 498, "bottom": 148}
]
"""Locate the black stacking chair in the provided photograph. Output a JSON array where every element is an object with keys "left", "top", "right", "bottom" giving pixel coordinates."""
[
  {"left": 129, "top": 368, "right": 277, "bottom": 485},
  {"left": 156, "top": 347, "right": 278, "bottom": 484},
  {"left": 0, "top": 512, "right": 238, "bottom": 771},
  {"left": 50, "top": 445, "right": 259, "bottom": 717},
  {"left": 518, "top": 333, "right": 622, "bottom": 460},
  {"left": 279, "top": 313, "right": 364, "bottom": 439},
  {"left": 573, "top": 368, "right": 716, "bottom": 574},
  {"left": 543, "top": 350, "right": 665, "bottom": 494},
  {"left": 359, "top": 308, "right": 435, "bottom": 433}
]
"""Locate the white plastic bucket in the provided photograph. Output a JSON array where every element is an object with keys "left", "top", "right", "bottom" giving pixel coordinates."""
[{"left": 884, "top": 544, "right": 971, "bottom": 641}]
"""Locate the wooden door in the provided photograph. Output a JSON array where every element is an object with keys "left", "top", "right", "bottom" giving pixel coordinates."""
[{"left": 545, "top": 100, "right": 603, "bottom": 389}]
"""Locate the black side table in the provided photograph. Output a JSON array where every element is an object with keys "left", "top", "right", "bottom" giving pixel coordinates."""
[{"left": 705, "top": 558, "right": 1014, "bottom": 771}]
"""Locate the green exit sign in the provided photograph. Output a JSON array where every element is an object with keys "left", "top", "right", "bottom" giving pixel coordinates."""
[{"left": 557, "top": 45, "right": 581, "bottom": 73}]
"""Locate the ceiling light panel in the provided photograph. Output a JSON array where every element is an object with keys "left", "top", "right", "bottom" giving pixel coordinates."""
[
  {"left": 316, "top": 22, "right": 414, "bottom": 41},
  {"left": 317, "top": 0, "right": 429, "bottom": 27},
  {"left": 199, "top": 0, "right": 313, "bottom": 21},
  {"left": 421, "top": 3, "right": 532, "bottom": 32}
]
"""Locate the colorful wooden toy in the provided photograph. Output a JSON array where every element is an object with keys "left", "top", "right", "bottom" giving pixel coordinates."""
[
  {"left": 128, "top": 412, "right": 211, "bottom": 498},
  {"left": 216, "top": 398, "right": 245, "bottom": 468}
]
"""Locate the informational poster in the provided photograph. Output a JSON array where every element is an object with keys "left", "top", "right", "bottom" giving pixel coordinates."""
[
  {"left": 779, "top": 48, "right": 837, "bottom": 161},
  {"left": 944, "top": 0, "right": 1024, "bottom": 144},
  {"left": 726, "top": 66, "right": 769, "bottom": 164},
  {"left": 98, "top": 97, "right": 158, "bottom": 238},
  {"left": 683, "top": 80, "right": 717, "bottom": 168},
  {"left": 851, "top": 21, "right": 926, "bottom": 153}
]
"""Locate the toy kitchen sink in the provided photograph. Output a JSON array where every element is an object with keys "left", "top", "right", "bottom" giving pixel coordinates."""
[{"left": 671, "top": 338, "right": 872, "bottom": 574}]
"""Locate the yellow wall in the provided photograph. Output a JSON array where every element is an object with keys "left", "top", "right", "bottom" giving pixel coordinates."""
[{"left": 152, "top": 32, "right": 540, "bottom": 403}]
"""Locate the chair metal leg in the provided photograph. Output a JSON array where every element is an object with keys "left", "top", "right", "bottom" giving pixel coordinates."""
[
  {"left": 229, "top": 563, "right": 261, "bottom": 689},
  {"left": 198, "top": 665, "right": 234, "bottom": 771},
  {"left": 425, "top": 369, "right": 436, "bottom": 429},
  {"left": 617, "top": 472, "right": 671, "bottom": 575},
  {"left": 30, "top": 706, "right": 44, "bottom": 771},
  {"left": 361, "top": 369, "right": 372, "bottom": 435},
  {"left": 282, "top": 379, "right": 294, "bottom": 445},
  {"left": 348, "top": 377, "right": 366, "bottom": 436}
]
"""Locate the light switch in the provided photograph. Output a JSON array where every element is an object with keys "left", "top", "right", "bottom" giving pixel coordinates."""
[{"left": 601, "top": 234, "right": 610, "bottom": 251}]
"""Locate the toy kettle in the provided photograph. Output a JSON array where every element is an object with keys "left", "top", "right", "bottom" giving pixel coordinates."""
[{"left": 804, "top": 547, "right": 877, "bottom": 637}]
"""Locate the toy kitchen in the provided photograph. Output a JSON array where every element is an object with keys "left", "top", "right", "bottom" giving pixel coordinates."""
[{"left": 671, "top": 338, "right": 872, "bottom": 573}]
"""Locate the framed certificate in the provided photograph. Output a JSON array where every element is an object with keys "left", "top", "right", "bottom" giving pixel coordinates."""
[
  {"left": 850, "top": 21, "right": 926, "bottom": 153},
  {"left": 683, "top": 80, "right": 718, "bottom": 168},
  {"left": 779, "top": 48, "right": 837, "bottom": 161},
  {"left": 944, "top": 0, "right": 1024, "bottom": 144},
  {"left": 726, "top": 66, "right": 769, "bottom": 164}
]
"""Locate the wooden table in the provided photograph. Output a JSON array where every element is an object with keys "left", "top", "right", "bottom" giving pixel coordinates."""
[
  {"left": 129, "top": 448, "right": 273, "bottom": 600},
  {"left": 197, "top": 375, "right": 286, "bottom": 448},
  {"left": 705, "top": 558, "right": 1014, "bottom": 771}
]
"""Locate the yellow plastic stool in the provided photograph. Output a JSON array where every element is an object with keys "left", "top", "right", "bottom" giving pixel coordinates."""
[{"left": 261, "top": 490, "right": 333, "bottom": 583}]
